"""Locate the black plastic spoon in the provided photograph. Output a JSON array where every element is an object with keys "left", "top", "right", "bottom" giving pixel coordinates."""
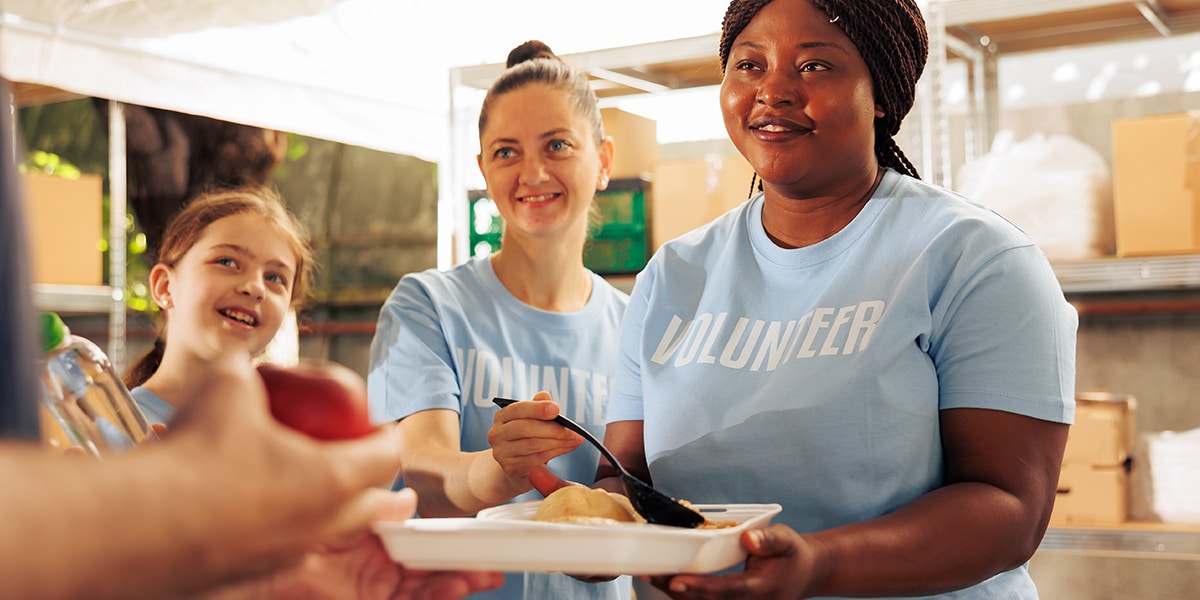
[{"left": 493, "top": 397, "right": 704, "bottom": 529}]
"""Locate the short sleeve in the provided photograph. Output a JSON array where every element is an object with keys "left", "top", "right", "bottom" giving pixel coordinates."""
[{"left": 367, "top": 277, "right": 462, "bottom": 423}]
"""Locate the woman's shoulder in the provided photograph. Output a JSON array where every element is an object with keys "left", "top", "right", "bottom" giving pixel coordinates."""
[
  {"left": 887, "top": 172, "right": 1036, "bottom": 248},
  {"left": 382, "top": 258, "right": 494, "bottom": 310},
  {"left": 395, "top": 258, "right": 490, "bottom": 291}
]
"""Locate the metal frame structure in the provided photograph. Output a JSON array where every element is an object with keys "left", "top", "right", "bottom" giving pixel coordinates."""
[
  {"left": 925, "top": 0, "right": 1200, "bottom": 187},
  {"left": 926, "top": 0, "right": 1200, "bottom": 291},
  {"left": 29, "top": 101, "right": 128, "bottom": 371}
]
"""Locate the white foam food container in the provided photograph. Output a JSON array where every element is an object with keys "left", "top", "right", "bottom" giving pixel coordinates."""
[{"left": 372, "top": 502, "right": 783, "bottom": 575}]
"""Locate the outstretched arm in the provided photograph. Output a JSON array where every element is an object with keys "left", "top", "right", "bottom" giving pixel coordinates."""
[{"left": 0, "top": 357, "right": 501, "bottom": 600}]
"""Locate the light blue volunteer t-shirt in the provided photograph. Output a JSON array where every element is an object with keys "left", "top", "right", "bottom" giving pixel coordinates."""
[
  {"left": 369, "top": 257, "right": 632, "bottom": 600},
  {"left": 609, "top": 169, "right": 1078, "bottom": 599},
  {"left": 131, "top": 385, "right": 175, "bottom": 426}
]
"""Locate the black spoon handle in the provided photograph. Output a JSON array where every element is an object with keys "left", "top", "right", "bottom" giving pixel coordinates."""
[{"left": 492, "top": 397, "right": 629, "bottom": 478}]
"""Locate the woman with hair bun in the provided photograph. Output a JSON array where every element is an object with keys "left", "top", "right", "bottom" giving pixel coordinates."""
[
  {"left": 368, "top": 41, "right": 632, "bottom": 600},
  {"left": 529, "top": 1, "right": 1077, "bottom": 598}
]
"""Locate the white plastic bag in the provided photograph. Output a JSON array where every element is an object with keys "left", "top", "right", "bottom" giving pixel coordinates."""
[
  {"left": 956, "top": 131, "right": 1115, "bottom": 260},
  {"left": 1129, "top": 427, "right": 1200, "bottom": 524}
]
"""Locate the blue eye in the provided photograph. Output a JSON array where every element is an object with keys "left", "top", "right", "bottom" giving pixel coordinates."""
[
  {"left": 547, "top": 139, "right": 572, "bottom": 153},
  {"left": 216, "top": 257, "right": 238, "bottom": 268},
  {"left": 494, "top": 147, "right": 516, "bottom": 159},
  {"left": 265, "top": 272, "right": 288, "bottom": 287}
]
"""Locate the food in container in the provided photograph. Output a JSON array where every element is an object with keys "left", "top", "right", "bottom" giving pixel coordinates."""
[{"left": 372, "top": 501, "right": 783, "bottom": 575}]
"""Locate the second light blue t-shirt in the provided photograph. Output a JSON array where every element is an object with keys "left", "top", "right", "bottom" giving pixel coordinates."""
[{"left": 609, "top": 169, "right": 1078, "bottom": 599}]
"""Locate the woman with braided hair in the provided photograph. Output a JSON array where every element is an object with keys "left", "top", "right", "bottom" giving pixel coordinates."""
[{"left": 526, "top": 0, "right": 1077, "bottom": 598}]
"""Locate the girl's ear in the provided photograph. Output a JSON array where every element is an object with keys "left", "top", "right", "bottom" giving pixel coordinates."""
[{"left": 149, "top": 264, "right": 174, "bottom": 310}]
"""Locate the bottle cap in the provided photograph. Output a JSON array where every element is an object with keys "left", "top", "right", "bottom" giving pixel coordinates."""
[{"left": 40, "top": 311, "right": 70, "bottom": 354}]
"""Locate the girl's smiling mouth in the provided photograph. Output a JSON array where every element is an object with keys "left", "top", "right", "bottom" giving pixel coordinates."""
[{"left": 219, "top": 308, "right": 259, "bottom": 327}]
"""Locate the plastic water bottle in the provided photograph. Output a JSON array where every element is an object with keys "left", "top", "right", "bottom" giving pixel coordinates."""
[{"left": 39, "top": 311, "right": 157, "bottom": 456}]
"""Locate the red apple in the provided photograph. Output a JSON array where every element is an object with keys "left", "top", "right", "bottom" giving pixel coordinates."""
[{"left": 258, "top": 361, "right": 376, "bottom": 440}]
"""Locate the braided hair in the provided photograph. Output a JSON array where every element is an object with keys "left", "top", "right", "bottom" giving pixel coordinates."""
[{"left": 720, "top": 0, "right": 928, "bottom": 183}]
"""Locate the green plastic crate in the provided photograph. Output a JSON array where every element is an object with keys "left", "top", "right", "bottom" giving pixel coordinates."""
[
  {"left": 593, "top": 178, "right": 646, "bottom": 229},
  {"left": 467, "top": 191, "right": 503, "bottom": 259},
  {"left": 584, "top": 231, "right": 648, "bottom": 274}
]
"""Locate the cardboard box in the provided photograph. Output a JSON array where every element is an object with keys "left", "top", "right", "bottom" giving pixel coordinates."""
[
  {"left": 23, "top": 172, "right": 104, "bottom": 286},
  {"left": 1050, "top": 393, "right": 1136, "bottom": 524},
  {"left": 651, "top": 154, "right": 754, "bottom": 251},
  {"left": 601, "top": 108, "right": 658, "bottom": 180},
  {"left": 1111, "top": 111, "right": 1200, "bottom": 256},
  {"left": 1062, "top": 393, "right": 1136, "bottom": 467},
  {"left": 1051, "top": 463, "right": 1128, "bottom": 524}
]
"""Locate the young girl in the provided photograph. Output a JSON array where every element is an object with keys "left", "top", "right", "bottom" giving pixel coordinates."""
[
  {"left": 117, "top": 186, "right": 504, "bottom": 599},
  {"left": 125, "top": 186, "right": 314, "bottom": 425}
]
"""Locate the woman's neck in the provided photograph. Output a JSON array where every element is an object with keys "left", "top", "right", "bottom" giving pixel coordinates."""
[
  {"left": 762, "top": 166, "right": 884, "bottom": 249},
  {"left": 489, "top": 239, "right": 592, "bottom": 313}
]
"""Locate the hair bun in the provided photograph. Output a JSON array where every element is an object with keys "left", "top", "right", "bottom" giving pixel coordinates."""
[{"left": 506, "top": 40, "right": 558, "bottom": 68}]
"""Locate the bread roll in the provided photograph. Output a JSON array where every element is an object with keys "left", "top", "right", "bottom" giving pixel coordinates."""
[{"left": 534, "top": 486, "right": 645, "bottom": 524}]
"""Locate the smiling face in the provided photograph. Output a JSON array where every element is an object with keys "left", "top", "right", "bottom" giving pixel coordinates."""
[
  {"left": 720, "top": 0, "right": 882, "bottom": 197},
  {"left": 152, "top": 213, "right": 298, "bottom": 361},
  {"left": 477, "top": 82, "right": 613, "bottom": 246}
]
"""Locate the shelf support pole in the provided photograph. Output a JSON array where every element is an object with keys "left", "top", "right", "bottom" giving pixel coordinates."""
[
  {"left": 107, "top": 101, "right": 126, "bottom": 373},
  {"left": 968, "top": 42, "right": 1000, "bottom": 163},
  {"left": 921, "top": 0, "right": 951, "bottom": 187}
]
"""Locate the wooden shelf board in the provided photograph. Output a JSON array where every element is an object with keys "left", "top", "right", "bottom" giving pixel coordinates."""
[
  {"left": 939, "top": 0, "right": 1200, "bottom": 54},
  {"left": 1042, "top": 521, "right": 1200, "bottom": 557}
]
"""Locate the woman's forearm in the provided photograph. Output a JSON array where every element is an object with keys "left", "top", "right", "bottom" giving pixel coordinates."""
[
  {"left": 806, "top": 480, "right": 1048, "bottom": 597},
  {"left": 401, "top": 446, "right": 524, "bottom": 517}
]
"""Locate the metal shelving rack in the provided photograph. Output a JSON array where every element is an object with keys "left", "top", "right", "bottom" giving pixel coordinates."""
[
  {"left": 28, "top": 101, "right": 128, "bottom": 371},
  {"left": 924, "top": 0, "right": 1200, "bottom": 189},
  {"left": 1040, "top": 523, "right": 1200, "bottom": 557},
  {"left": 449, "top": 5, "right": 1200, "bottom": 295},
  {"left": 926, "top": 0, "right": 1200, "bottom": 293},
  {"left": 1053, "top": 254, "right": 1200, "bottom": 293},
  {"left": 927, "top": 0, "right": 1200, "bottom": 558}
]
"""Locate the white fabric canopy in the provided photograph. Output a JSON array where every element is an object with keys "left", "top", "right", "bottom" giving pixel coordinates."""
[{"left": 0, "top": 0, "right": 731, "bottom": 163}]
